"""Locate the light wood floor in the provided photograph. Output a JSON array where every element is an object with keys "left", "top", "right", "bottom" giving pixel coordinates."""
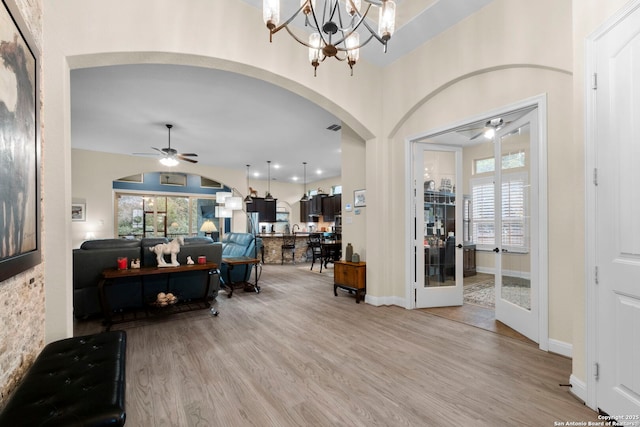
[{"left": 75, "top": 264, "right": 597, "bottom": 426}]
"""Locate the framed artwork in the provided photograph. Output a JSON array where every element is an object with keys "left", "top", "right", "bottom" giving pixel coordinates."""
[
  {"left": 0, "top": 0, "right": 41, "bottom": 282},
  {"left": 71, "top": 203, "right": 86, "bottom": 222},
  {"left": 354, "top": 189, "right": 366, "bottom": 207}
]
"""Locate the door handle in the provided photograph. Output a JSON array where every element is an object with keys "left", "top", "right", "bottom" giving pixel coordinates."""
[
  {"left": 456, "top": 244, "right": 463, "bottom": 249},
  {"left": 493, "top": 247, "right": 500, "bottom": 253}
]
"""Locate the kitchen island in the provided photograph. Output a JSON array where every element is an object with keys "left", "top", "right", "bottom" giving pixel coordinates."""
[{"left": 257, "top": 233, "right": 310, "bottom": 264}]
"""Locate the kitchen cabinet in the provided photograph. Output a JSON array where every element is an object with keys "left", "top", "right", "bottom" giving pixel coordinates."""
[
  {"left": 319, "top": 194, "right": 342, "bottom": 222},
  {"left": 300, "top": 199, "right": 310, "bottom": 222},
  {"left": 247, "top": 197, "right": 276, "bottom": 222},
  {"left": 310, "top": 194, "right": 326, "bottom": 216}
]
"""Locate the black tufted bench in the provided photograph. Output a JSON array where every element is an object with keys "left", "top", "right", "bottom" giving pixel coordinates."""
[{"left": 0, "top": 330, "right": 126, "bottom": 427}]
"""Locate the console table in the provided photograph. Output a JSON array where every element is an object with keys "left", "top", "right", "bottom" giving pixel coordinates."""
[
  {"left": 334, "top": 260, "right": 366, "bottom": 303},
  {"left": 221, "top": 257, "right": 261, "bottom": 297},
  {"left": 98, "top": 262, "right": 219, "bottom": 330}
]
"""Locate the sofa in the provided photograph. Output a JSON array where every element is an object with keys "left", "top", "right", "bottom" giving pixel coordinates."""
[
  {"left": 73, "top": 236, "right": 222, "bottom": 318},
  {"left": 221, "top": 232, "right": 259, "bottom": 284}
]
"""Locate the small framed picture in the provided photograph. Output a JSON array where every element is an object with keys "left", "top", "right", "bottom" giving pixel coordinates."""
[
  {"left": 354, "top": 189, "right": 366, "bottom": 207},
  {"left": 72, "top": 203, "right": 86, "bottom": 221}
]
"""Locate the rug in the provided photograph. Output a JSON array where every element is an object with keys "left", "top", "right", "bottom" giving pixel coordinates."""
[{"left": 463, "top": 278, "right": 531, "bottom": 310}]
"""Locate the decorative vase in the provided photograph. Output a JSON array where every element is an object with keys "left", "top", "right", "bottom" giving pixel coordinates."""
[
  {"left": 351, "top": 253, "right": 360, "bottom": 263},
  {"left": 346, "top": 243, "right": 353, "bottom": 262}
]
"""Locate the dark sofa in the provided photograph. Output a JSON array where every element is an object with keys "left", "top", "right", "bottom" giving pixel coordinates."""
[{"left": 73, "top": 237, "right": 222, "bottom": 318}]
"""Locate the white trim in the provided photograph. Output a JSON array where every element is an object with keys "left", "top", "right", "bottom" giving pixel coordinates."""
[
  {"left": 548, "top": 338, "right": 572, "bottom": 358},
  {"left": 584, "top": 0, "right": 640, "bottom": 411},
  {"left": 570, "top": 374, "right": 588, "bottom": 405},
  {"left": 405, "top": 95, "right": 549, "bottom": 351}
]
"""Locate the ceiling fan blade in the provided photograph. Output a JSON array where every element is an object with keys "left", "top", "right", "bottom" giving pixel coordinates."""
[
  {"left": 178, "top": 155, "right": 198, "bottom": 164},
  {"left": 178, "top": 153, "right": 198, "bottom": 157},
  {"left": 151, "top": 147, "right": 165, "bottom": 154}
]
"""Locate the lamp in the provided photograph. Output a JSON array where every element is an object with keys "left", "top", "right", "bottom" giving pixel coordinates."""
[
  {"left": 216, "top": 191, "right": 232, "bottom": 205},
  {"left": 300, "top": 161, "right": 309, "bottom": 202},
  {"left": 265, "top": 160, "right": 274, "bottom": 201},
  {"left": 263, "top": 0, "right": 396, "bottom": 76},
  {"left": 215, "top": 206, "right": 233, "bottom": 218},
  {"left": 200, "top": 219, "right": 218, "bottom": 236},
  {"left": 226, "top": 196, "right": 243, "bottom": 210},
  {"left": 244, "top": 164, "right": 253, "bottom": 203}
]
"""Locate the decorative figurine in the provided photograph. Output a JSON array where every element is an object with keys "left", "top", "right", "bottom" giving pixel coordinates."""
[
  {"left": 150, "top": 236, "right": 184, "bottom": 267},
  {"left": 186, "top": 256, "right": 195, "bottom": 265},
  {"left": 130, "top": 258, "right": 140, "bottom": 269}
]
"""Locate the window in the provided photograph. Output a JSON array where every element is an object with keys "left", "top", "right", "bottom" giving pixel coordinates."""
[
  {"left": 470, "top": 172, "right": 528, "bottom": 252},
  {"left": 115, "top": 193, "right": 218, "bottom": 239},
  {"left": 473, "top": 150, "right": 526, "bottom": 174}
]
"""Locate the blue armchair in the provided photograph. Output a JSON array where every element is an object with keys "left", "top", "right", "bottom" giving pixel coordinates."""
[{"left": 221, "top": 232, "right": 258, "bottom": 284}]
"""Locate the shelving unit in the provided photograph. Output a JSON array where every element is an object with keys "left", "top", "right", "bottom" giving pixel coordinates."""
[{"left": 423, "top": 190, "right": 455, "bottom": 242}]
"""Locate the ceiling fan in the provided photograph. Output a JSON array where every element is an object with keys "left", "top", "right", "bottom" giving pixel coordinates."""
[{"left": 144, "top": 124, "right": 198, "bottom": 166}]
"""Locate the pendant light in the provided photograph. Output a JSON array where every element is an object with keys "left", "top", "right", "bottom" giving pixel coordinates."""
[
  {"left": 265, "top": 160, "right": 274, "bottom": 201},
  {"left": 300, "top": 162, "right": 309, "bottom": 202},
  {"left": 244, "top": 164, "right": 253, "bottom": 203}
]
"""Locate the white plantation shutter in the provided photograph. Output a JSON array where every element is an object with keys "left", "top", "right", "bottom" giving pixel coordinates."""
[
  {"left": 471, "top": 172, "right": 528, "bottom": 251},
  {"left": 471, "top": 177, "right": 495, "bottom": 247}
]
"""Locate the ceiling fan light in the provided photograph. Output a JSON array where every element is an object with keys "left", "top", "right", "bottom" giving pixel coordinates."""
[
  {"left": 378, "top": 0, "right": 396, "bottom": 41},
  {"left": 484, "top": 128, "right": 495, "bottom": 139},
  {"left": 159, "top": 156, "right": 179, "bottom": 167}
]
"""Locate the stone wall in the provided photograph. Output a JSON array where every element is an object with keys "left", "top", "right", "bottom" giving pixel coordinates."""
[{"left": 0, "top": 0, "right": 44, "bottom": 409}]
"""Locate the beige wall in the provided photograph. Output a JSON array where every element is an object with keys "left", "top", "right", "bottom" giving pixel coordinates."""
[{"left": 24, "top": 0, "right": 635, "bottom": 405}]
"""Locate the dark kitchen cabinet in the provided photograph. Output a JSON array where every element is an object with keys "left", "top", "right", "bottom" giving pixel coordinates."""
[
  {"left": 310, "top": 194, "right": 326, "bottom": 216},
  {"left": 322, "top": 194, "right": 342, "bottom": 221},
  {"left": 300, "top": 199, "right": 310, "bottom": 222},
  {"left": 247, "top": 197, "right": 276, "bottom": 222}
]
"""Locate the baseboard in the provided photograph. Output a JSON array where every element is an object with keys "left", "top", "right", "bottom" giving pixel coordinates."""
[
  {"left": 569, "top": 374, "right": 587, "bottom": 404},
  {"left": 548, "top": 338, "right": 572, "bottom": 358},
  {"left": 364, "top": 294, "right": 406, "bottom": 307}
]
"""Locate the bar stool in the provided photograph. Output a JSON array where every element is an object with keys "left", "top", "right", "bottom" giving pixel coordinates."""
[{"left": 281, "top": 233, "right": 296, "bottom": 264}]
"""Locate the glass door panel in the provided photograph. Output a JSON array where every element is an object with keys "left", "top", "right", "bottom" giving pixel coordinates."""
[
  {"left": 414, "top": 145, "right": 463, "bottom": 308},
  {"left": 494, "top": 110, "right": 538, "bottom": 343}
]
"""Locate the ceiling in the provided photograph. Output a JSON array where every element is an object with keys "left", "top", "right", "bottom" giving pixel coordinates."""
[{"left": 70, "top": 0, "right": 494, "bottom": 186}]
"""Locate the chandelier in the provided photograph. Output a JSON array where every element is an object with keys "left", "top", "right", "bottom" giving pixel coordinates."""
[{"left": 263, "top": 0, "right": 396, "bottom": 76}]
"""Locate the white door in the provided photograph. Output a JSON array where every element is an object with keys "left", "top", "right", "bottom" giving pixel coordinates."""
[
  {"left": 493, "top": 110, "right": 539, "bottom": 343},
  {"left": 413, "top": 144, "right": 463, "bottom": 307},
  {"left": 593, "top": 2, "right": 640, "bottom": 415}
]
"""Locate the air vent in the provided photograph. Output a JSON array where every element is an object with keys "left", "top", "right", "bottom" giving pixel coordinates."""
[{"left": 326, "top": 124, "right": 342, "bottom": 131}]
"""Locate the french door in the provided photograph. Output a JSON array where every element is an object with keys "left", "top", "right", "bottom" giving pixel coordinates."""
[
  {"left": 412, "top": 109, "right": 540, "bottom": 343},
  {"left": 492, "top": 110, "right": 539, "bottom": 343},
  {"left": 413, "top": 145, "right": 463, "bottom": 307}
]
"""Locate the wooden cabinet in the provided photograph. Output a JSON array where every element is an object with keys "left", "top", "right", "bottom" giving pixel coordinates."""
[
  {"left": 247, "top": 197, "right": 276, "bottom": 222},
  {"left": 310, "top": 194, "right": 326, "bottom": 216},
  {"left": 334, "top": 261, "right": 366, "bottom": 303},
  {"left": 300, "top": 199, "right": 310, "bottom": 222},
  {"left": 463, "top": 244, "right": 477, "bottom": 277}
]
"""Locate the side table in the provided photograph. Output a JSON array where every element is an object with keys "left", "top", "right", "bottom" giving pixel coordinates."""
[{"left": 333, "top": 260, "right": 366, "bottom": 303}]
